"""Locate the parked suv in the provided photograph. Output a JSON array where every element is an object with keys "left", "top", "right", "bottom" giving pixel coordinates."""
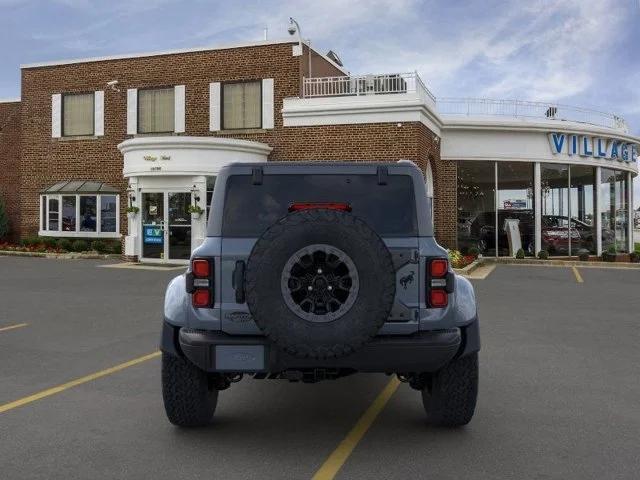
[{"left": 161, "top": 162, "right": 480, "bottom": 427}]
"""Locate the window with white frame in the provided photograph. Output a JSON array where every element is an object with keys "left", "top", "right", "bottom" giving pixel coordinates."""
[
  {"left": 138, "top": 87, "right": 175, "bottom": 133},
  {"left": 62, "top": 93, "right": 95, "bottom": 136},
  {"left": 222, "top": 81, "right": 261, "bottom": 129},
  {"left": 40, "top": 185, "right": 119, "bottom": 237}
]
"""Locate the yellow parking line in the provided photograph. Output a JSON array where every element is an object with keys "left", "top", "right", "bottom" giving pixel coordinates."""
[
  {"left": 0, "top": 323, "right": 28, "bottom": 333},
  {"left": 0, "top": 351, "right": 161, "bottom": 415},
  {"left": 312, "top": 377, "right": 401, "bottom": 480},
  {"left": 572, "top": 266, "right": 584, "bottom": 283}
]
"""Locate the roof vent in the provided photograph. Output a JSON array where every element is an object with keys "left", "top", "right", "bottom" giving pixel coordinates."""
[{"left": 326, "top": 50, "right": 343, "bottom": 67}]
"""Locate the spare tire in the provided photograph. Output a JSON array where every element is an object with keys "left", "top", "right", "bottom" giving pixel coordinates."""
[{"left": 245, "top": 209, "right": 396, "bottom": 359}]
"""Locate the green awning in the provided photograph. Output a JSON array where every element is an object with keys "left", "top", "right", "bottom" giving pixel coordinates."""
[{"left": 41, "top": 180, "right": 119, "bottom": 194}]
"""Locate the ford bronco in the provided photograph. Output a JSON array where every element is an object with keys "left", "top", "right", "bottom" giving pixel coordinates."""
[{"left": 161, "top": 161, "right": 480, "bottom": 427}]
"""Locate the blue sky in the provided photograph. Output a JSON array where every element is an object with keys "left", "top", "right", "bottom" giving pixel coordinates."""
[{"left": 1, "top": 0, "right": 639, "bottom": 203}]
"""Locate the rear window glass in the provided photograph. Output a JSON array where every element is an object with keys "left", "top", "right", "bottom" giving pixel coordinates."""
[{"left": 222, "top": 174, "right": 417, "bottom": 237}]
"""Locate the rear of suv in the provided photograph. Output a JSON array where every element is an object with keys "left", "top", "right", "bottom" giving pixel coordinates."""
[{"left": 161, "top": 161, "right": 480, "bottom": 427}]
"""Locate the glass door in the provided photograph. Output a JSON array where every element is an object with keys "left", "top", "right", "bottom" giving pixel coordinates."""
[
  {"left": 141, "top": 193, "right": 165, "bottom": 259},
  {"left": 168, "top": 192, "right": 192, "bottom": 260}
]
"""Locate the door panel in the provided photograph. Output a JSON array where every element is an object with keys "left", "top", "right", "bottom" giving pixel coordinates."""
[
  {"left": 168, "top": 192, "right": 192, "bottom": 261},
  {"left": 142, "top": 193, "right": 165, "bottom": 259}
]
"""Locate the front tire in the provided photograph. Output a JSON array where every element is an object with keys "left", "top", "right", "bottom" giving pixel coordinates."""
[
  {"left": 161, "top": 353, "right": 218, "bottom": 427},
  {"left": 421, "top": 353, "right": 478, "bottom": 427}
]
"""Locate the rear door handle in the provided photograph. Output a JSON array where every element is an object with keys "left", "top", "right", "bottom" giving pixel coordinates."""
[{"left": 232, "top": 260, "right": 246, "bottom": 304}]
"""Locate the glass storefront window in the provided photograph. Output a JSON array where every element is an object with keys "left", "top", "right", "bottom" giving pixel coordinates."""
[
  {"left": 100, "top": 195, "right": 117, "bottom": 233},
  {"left": 541, "top": 164, "right": 570, "bottom": 255},
  {"left": 569, "top": 166, "right": 596, "bottom": 255},
  {"left": 497, "top": 162, "right": 535, "bottom": 256},
  {"left": 601, "top": 168, "right": 628, "bottom": 253},
  {"left": 61, "top": 196, "right": 76, "bottom": 232},
  {"left": 80, "top": 196, "right": 97, "bottom": 232},
  {"left": 48, "top": 197, "right": 59, "bottom": 231},
  {"left": 457, "top": 161, "right": 496, "bottom": 255},
  {"left": 40, "top": 193, "right": 119, "bottom": 236}
]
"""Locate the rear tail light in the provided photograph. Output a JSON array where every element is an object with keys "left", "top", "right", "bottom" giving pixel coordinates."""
[
  {"left": 187, "top": 257, "right": 214, "bottom": 308},
  {"left": 427, "top": 258, "right": 453, "bottom": 308},
  {"left": 289, "top": 202, "right": 352, "bottom": 212}
]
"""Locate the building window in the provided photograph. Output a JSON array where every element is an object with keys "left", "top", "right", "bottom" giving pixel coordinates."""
[
  {"left": 48, "top": 197, "right": 60, "bottom": 231},
  {"left": 101, "top": 195, "right": 117, "bottom": 233},
  {"left": 138, "top": 87, "right": 175, "bottom": 133},
  {"left": 61, "top": 196, "right": 77, "bottom": 232},
  {"left": 457, "top": 161, "right": 496, "bottom": 256},
  {"left": 222, "top": 81, "right": 261, "bottom": 129},
  {"left": 601, "top": 168, "right": 628, "bottom": 253},
  {"left": 40, "top": 194, "right": 119, "bottom": 237},
  {"left": 62, "top": 93, "right": 94, "bottom": 136},
  {"left": 497, "top": 162, "right": 535, "bottom": 256}
]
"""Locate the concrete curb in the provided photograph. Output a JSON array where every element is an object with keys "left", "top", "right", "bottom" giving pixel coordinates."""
[
  {"left": 0, "top": 250, "right": 120, "bottom": 260},
  {"left": 453, "top": 257, "right": 485, "bottom": 275},
  {"left": 485, "top": 257, "right": 640, "bottom": 269}
]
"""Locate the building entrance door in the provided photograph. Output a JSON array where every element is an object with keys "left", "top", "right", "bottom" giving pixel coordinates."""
[{"left": 141, "top": 191, "right": 192, "bottom": 262}]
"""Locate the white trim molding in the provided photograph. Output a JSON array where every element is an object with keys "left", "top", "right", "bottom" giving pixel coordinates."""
[
  {"left": 119, "top": 136, "right": 272, "bottom": 178},
  {"left": 282, "top": 94, "right": 443, "bottom": 135}
]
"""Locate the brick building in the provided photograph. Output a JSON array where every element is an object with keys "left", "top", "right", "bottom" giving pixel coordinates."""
[{"left": 0, "top": 38, "right": 638, "bottom": 261}]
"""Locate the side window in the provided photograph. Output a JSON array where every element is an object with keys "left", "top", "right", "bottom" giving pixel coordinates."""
[
  {"left": 62, "top": 93, "right": 94, "bottom": 136},
  {"left": 222, "top": 81, "right": 261, "bottom": 129},
  {"left": 138, "top": 87, "right": 175, "bottom": 133}
]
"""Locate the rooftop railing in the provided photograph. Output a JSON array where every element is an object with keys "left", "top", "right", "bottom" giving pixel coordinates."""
[
  {"left": 302, "top": 72, "right": 436, "bottom": 104},
  {"left": 301, "top": 73, "right": 629, "bottom": 133},
  {"left": 436, "top": 97, "right": 629, "bottom": 132}
]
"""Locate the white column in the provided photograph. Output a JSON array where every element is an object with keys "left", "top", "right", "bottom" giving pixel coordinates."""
[
  {"left": 534, "top": 162, "right": 541, "bottom": 256},
  {"left": 51, "top": 94, "right": 62, "bottom": 138},
  {"left": 628, "top": 171, "right": 634, "bottom": 253},
  {"left": 174, "top": 85, "right": 186, "bottom": 133},
  {"left": 125, "top": 177, "right": 139, "bottom": 258},
  {"left": 595, "top": 166, "right": 602, "bottom": 256},
  {"left": 190, "top": 175, "right": 207, "bottom": 251},
  {"left": 126, "top": 89, "right": 138, "bottom": 135},
  {"left": 94, "top": 90, "right": 104, "bottom": 136}
]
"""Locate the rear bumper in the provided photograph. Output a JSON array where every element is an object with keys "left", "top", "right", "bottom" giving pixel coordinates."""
[{"left": 161, "top": 321, "right": 479, "bottom": 374}]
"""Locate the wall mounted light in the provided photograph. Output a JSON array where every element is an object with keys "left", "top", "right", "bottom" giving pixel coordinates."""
[
  {"left": 191, "top": 185, "right": 201, "bottom": 203},
  {"left": 126, "top": 186, "right": 136, "bottom": 203}
]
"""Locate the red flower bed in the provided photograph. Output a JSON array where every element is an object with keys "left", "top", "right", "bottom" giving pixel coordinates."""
[{"left": 0, "top": 241, "right": 63, "bottom": 253}]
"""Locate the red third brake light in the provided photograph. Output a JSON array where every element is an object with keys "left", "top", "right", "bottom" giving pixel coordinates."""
[
  {"left": 192, "top": 259, "right": 210, "bottom": 278},
  {"left": 289, "top": 202, "right": 352, "bottom": 212},
  {"left": 430, "top": 259, "right": 448, "bottom": 277}
]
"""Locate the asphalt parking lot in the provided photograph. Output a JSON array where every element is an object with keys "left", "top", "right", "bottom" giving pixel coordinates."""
[{"left": 1, "top": 257, "right": 639, "bottom": 479}]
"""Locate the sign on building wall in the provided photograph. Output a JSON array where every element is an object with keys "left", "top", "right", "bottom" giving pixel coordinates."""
[{"left": 548, "top": 132, "right": 638, "bottom": 163}]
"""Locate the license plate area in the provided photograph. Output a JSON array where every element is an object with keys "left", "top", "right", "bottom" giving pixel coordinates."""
[{"left": 215, "top": 345, "right": 266, "bottom": 371}]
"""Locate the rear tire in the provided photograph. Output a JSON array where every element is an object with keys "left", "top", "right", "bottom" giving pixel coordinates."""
[
  {"left": 161, "top": 352, "right": 218, "bottom": 427},
  {"left": 421, "top": 353, "right": 478, "bottom": 427}
]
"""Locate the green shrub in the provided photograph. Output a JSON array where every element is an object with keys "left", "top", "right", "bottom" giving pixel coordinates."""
[
  {"left": 537, "top": 250, "right": 549, "bottom": 260},
  {"left": 71, "top": 239, "right": 89, "bottom": 252},
  {"left": 109, "top": 241, "right": 122, "bottom": 254},
  {"left": 40, "top": 237, "right": 58, "bottom": 249},
  {"left": 91, "top": 240, "right": 107, "bottom": 253},
  {"left": 629, "top": 251, "right": 640, "bottom": 263},
  {"left": 20, "top": 236, "right": 39, "bottom": 247},
  {"left": 58, "top": 238, "right": 73, "bottom": 252},
  {"left": 468, "top": 246, "right": 480, "bottom": 258},
  {"left": 606, "top": 245, "right": 617, "bottom": 254},
  {"left": 515, "top": 248, "right": 525, "bottom": 259},
  {"left": 577, "top": 249, "right": 590, "bottom": 261}
]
